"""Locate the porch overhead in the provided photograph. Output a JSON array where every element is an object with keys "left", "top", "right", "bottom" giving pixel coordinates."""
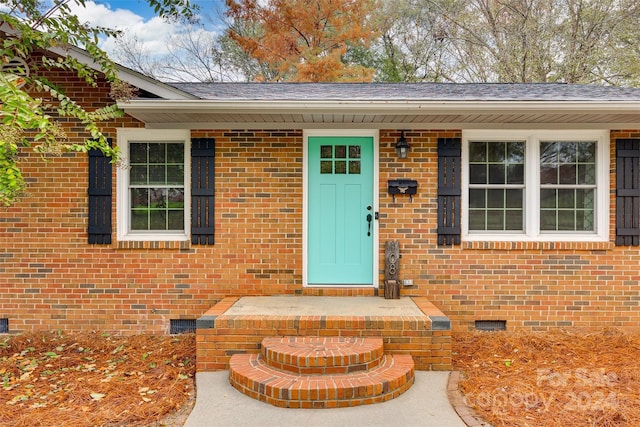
[{"left": 118, "top": 82, "right": 640, "bottom": 129}]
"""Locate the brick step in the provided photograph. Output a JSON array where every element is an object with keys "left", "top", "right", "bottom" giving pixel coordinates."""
[
  {"left": 229, "top": 353, "right": 415, "bottom": 408},
  {"left": 261, "top": 336, "right": 385, "bottom": 374}
]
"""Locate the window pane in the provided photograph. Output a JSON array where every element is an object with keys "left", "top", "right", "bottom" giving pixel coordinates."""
[
  {"left": 507, "top": 142, "right": 525, "bottom": 163},
  {"left": 130, "top": 165, "right": 148, "bottom": 185},
  {"left": 335, "top": 145, "right": 346, "bottom": 158},
  {"left": 540, "top": 189, "right": 556, "bottom": 209},
  {"left": 335, "top": 161, "right": 346, "bottom": 174},
  {"left": 168, "top": 188, "right": 184, "bottom": 207},
  {"left": 131, "top": 188, "right": 148, "bottom": 209},
  {"left": 469, "top": 189, "right": 485, "bottom": 209},
  {"left": 131, "top": 210, "right": 148, "bottom": 230},
  {"left": 488, "top": 141, "right": 505, "bottom": 162},
  {"left": 149, "top": 165, "right": 165, "bottom": 184},
  {"left": 557, "top": 210, "right": 575, "bottom": 231},
  {"left": 486, "top": 210, "right": 505, "bottom": 230},
  {"left": 349, "top": 145, "right": 361, "bottom": 159},
  {"left": 506, "top": 189, "right": 523, "bottom": 208},
  {"left": 558, "top": 164, "right": 576, "bottom": 185},
  {"left": 577, "top": 189, "right": 594, "bottom": 210},
  {"left": 148, "top": 144, "right": 164, "bottom": 163},
  {"left": 469, "top": 210, "right": 486, "bottom": 230},
  {"left": 576, "top": 210, "right": 594, "bottom": 231},
  {"left": 557, "top": 189, "right": 574, "bottom": 208},
  {"left": 540, "top": 210, "right": 556, "bottom": 230},
  {"left": 130, "top": 143, "right": 147, "bottom": 163},
  {"left": 506, "top": 164, "right": 524, "bottom": 184},
  {"left": 321, "top": 146, "right": 332, "bottom": 158},
  {"left": 166, "top": 143, "right": 184, "bottom": 162},
  {"left": 168, "top": 210, "right": 184, "bottom": 230},
  {"left": 349, "top": 160, "right": 361, "bottom": 174},
  {"left": 487, "top": 189, "right": 504, "bottom": 208},
  {"left": 488, "top": 164, "right": 505, "bottom": 184},
  {"left": 505, "top": 210, "right": 523, "bottom": 230},
  {"left": 469, "top": 142, "right": 486, "bottom": 162},
  {"left": 149, "top": 211, "right": 166, "bottom": 229},
  {"left": 577, "top": 143, "right": 596, "bottom": 162},
  {"left": 149, "top": 188, "right": 167, "bottom": 208},
  {"left": 166, "top": 165, "right": 184, "bottom": 185},
  {"left": 320, "top": 160, "right": 332, "bottom": 174},
  {"left": 540, "top": 165, "right": 557, "bottom": 185},
  {"left": 577, "top": 164, "right": 595, "bottom": 185},
  {"left": 469, "top": 164, "right": 487, "bottom": 184}
]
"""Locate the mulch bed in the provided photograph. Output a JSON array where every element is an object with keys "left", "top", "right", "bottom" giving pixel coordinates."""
[
  {"left": 0, "top": 331, "right": 195, "bottom": 427},
  {"left": 3, "top": 328, "right": 640, "bottom": 426},
  {"left": 453, "top": 329, "right": 640, "bottom": 427}
]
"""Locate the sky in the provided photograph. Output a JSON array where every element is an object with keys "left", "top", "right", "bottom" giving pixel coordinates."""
[{"left": 65, "top": 0, "right": 226, "bottom": 59}]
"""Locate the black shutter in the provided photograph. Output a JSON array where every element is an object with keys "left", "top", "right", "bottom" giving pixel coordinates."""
[
  {"left": 87, "top": 139, "right": 112, "bottom": 244},
  {"left": 191, "top": 138, "right": 215, "bottom": 245},
  {"left": 437, "top": 137, "right": 461, "bottom": 246},
  {"left": 616, "top": 139, "right": 640, "bottom": 246}
]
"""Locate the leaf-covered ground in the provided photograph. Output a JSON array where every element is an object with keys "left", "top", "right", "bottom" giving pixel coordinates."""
[
  {"left": 3, "top": 329, "right": 639, "bottom": 427},
  {"left": 0, "top": 332, "right": 195, "bottom": 427},
  {"left": 453, "top": 329, "right": 640, "bottom": 427}
]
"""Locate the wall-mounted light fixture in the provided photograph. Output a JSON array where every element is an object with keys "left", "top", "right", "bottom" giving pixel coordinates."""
[{"left": 395, "top": 131, "right": 410, "bottom": 159}]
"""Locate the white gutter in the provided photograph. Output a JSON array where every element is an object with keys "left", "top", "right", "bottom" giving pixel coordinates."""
[{"left": 118, "top": 99, "right": 640, "bottom": 115}]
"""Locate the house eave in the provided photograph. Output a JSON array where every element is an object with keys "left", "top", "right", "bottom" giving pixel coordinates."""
[{"left": 118, "top": 99, "right": 640, "bottom": 129}]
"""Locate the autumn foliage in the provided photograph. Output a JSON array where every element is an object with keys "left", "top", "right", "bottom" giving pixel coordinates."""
[{"left": 225, "top": 0, "right": 378, "bottom": 82}]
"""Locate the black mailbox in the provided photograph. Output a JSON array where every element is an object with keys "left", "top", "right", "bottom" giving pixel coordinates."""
[{"left": 388, "top": 179, "right": 418, "bottom": 202}]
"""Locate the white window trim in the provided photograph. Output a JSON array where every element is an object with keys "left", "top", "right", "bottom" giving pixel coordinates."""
[
  {"left": 116, "top": 129, "right": 191, "bottom": 242},
  {"left": 462, "top": 129, "right": 609, "bottom": 242}
]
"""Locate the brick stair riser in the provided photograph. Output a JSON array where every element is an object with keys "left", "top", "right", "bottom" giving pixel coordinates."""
[
  {"left": 229, "top": 353, "right": 414, "bottom": 404},
  {"left": 261, "top": 336, "right": 385, "bottom": 374}
]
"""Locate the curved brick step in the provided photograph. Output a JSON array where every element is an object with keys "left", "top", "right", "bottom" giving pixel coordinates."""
[
  {"left": 229, "top": 353, "right": 415, "bottom": 408},
  {"left": 261, "top": 336, "right": 385, "bottom": 374}
]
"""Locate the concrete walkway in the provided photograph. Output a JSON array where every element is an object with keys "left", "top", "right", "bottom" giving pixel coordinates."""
[{"left": 184, "top": 370, "right": 467, "bottom": 427}]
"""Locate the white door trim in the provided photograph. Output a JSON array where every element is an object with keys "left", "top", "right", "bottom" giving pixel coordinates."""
[{"left": 302, "top": 129, "right": 379, "bottom": 288}]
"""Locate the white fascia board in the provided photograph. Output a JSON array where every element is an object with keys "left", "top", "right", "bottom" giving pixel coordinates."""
[
  {"left": 1, "top": 23, "right": 194, "bottom": 99},
  {"left": 56, "top": 46, "right": 197, "bottom": 100},
  {"left": 118, "top": 99, "right": 640, "bottom": 115}
]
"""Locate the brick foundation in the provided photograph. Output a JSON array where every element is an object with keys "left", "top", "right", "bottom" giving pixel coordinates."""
[{"left": 195, "top": 297, "right": 452, "bottom": 372}]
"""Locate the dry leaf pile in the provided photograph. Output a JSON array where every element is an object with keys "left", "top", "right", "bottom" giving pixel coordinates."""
[
  {"left": 453, "top": 329, "right": 640, "bottom": 427},
  {"left": 0, "top": 331, "right": 195, "bottom": 427}
]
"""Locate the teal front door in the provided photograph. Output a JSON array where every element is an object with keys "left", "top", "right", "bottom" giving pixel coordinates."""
[{"left": 308, "top": 136, "right": 374, "bottom": 285}]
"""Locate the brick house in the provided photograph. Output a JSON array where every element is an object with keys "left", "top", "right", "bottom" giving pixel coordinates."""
[{"left": 3, "top": 47, "right": 640, "bottom": 348}]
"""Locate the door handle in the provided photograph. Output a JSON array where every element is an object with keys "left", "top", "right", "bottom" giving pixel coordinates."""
[{"left": 366, "top": 213, "right": 372, "bottom": 236}]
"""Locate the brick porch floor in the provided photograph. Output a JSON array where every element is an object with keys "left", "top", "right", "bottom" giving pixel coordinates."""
[{"left": 195, "top": 296, "right": 452, "bottom": 372}]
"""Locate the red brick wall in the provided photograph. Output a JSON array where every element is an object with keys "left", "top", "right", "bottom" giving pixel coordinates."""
[
  {"left": 2, "top": 63, "right": 640, "bottom": 333},
  {"left": 380, "top": 129, "right": 640, "bottom": 331}
]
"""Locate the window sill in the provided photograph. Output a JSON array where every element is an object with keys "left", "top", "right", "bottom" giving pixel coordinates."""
[
  {"left": 115, "top": 240, "right": 191, "bottom": 250},
  {"left": 461, "top": 240, "right": 614, "bottom": 251}
]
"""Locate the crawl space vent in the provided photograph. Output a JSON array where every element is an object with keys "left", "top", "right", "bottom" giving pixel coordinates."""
[
  {"left": 1, "top": 58, "right": 29, "bottom": 87},
  {"left": 170, "top": 319, "right": 196, "bottom": 334},
  {"left": 0, "top": 318, "right": 8, "bottom": 334},
  {"left": 475, "top": 320, "right": 506, "bottom": 331}
]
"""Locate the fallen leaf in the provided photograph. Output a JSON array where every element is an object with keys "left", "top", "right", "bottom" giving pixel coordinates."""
[{"left": 90, "top": 392, "right": 106, "bottom": 401}]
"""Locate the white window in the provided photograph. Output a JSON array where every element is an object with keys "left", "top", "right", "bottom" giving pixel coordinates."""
[
  {"left": 462, "top": 130, "right": 609, "bottom": 242},
  {"left": 116, "top": 129, "right": 190, "bottom": 241}
]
